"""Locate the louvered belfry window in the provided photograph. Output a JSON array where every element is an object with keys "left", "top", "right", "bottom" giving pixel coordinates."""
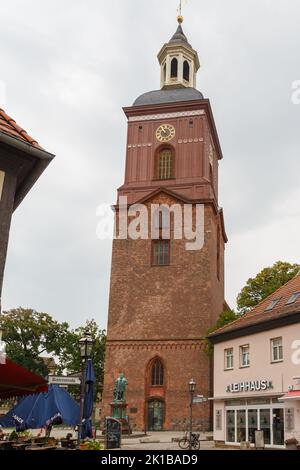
[{"left": 159, "top": 149, "right": 173, "bottom": 180}]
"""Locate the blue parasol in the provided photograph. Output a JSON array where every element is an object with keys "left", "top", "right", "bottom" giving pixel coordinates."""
[{"left": 0, "top": 385, "right": 80, "bottom": 429}]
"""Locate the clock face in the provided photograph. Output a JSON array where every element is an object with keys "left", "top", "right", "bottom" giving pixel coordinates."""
[{"left": 155, "top": 124, "right": 176, "bottom": 143}]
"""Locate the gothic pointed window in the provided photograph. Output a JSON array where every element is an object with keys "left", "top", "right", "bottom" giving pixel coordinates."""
[
  {"left": 158, "top": 149, "right": 173, "bottom": 180},
  {"left": 151, "top": 359, "right": 164, "bottom": 386},
  {"left": 183, "top": 60, "right": 190, "bottom": 82},
  {"left": 171, "top": 58, "right": 178, "bottom": 78}
]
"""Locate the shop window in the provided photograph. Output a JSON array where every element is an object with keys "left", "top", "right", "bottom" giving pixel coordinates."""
[{"left": 226, "top": 410, "right": 235, "bottom": 442}]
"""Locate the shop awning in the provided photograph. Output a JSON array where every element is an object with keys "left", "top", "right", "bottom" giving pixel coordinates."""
[
  {"left": 0, "top": 358, "right": 48, "bottom": 400},
  {"left": 279, "top": 390, "right": 300, "bottom": 401}
]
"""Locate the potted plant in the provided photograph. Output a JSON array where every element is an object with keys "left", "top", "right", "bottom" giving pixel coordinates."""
[
  {"left": 80, "top": 440, "right": 104, "bottom": 451},
  {"left": 285, "top": 438, "right": 299, "bottom": 450}
]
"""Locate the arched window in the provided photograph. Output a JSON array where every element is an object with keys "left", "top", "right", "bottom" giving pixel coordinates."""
[
  {"left": 171, "top": 58, "right": 178, "bottom": 78},
  {"left": 183, "top": 61, "right": 190, "bottom": 82},
  {"left": 163, "top": 63, "right": 167, "bottom": 82},
  {"left": 158, "top": 149, "right": 173, "bottom": 180},
  {"left": 151, "top": 359, "right": 164, "bottom": 386}
]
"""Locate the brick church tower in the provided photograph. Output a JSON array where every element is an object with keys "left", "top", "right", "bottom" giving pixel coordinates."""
[{"left": 102, "top": 17, "right": 227, "bottom": 431}]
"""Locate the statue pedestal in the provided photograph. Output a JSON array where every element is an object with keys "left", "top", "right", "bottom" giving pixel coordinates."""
[
  {"left": 110, "top": 402, "right": 132, "bottom": 435},
  {"left": 110, "top": 401, "right": 127, "bottom": 420}
]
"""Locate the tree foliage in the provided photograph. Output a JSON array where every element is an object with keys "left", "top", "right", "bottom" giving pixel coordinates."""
[
  {"left": 58, "top": 319, "right": 106, "bottom": 400},
  {"left": 204, "top": 309, "right": 240, "bottom": 356},
  {"left": 237, "top": 261, "right": 300, "bottom": 314},
  {"left": 0, "top": 309, "right": 106, "bottom": 401}
]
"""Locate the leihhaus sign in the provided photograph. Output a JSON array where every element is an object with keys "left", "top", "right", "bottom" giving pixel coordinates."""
[{"left": 226, "top": 380, "right": 273, "bottom": 393}]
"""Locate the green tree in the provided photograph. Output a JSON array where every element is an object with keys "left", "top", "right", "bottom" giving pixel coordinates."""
[
  {"left": 58, "top": 319, "right": 106, "bottom": 401},
  {"left": 237, "top": 261, "right": 300, "bottom": 314},
  {"left": 0, "top": 309, "right": 106, "bottom": 403},
  {"left": 0, "top": 308, "right": 71, "bottom": 376},
  {"left": 204, "top": 309, "right": 240, "bottom": 356}
]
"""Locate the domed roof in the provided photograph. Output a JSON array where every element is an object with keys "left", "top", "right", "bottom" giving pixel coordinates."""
[{"left": 133, "top": 87, "right": 204, "bottom": 107}]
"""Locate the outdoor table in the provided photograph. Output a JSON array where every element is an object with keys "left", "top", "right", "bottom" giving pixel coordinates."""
[
  {"left": 0, "top": 440, "right": 13, "bottom": 450},
  {"left": 60, "top": 438, "right": 77, "bottom": 449},
  {"left": 26, "top": 445, "right": 57, "bottom": 451},
  {"left": 11, "top": 442, "right": 29, "bottom": 450}
]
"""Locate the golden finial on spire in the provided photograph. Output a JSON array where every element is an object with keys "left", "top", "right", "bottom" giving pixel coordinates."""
[{"left": 177, "top": 0, "right": 187, "bottom": 24}]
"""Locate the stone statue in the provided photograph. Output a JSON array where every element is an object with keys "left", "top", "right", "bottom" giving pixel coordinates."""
[{"left": 113, "top": 373, "right": 128, "bottom": 402}]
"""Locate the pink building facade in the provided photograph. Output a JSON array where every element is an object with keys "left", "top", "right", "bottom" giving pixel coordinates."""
[{"left": 209, "top": 274, "right": 300, "bottom": 448}]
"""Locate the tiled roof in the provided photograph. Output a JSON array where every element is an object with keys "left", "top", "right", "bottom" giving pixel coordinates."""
[
  {"left": 210, "top": 272, "right": 300, "bottom": 337},
  {"left": 0, "top": 107, "right": 42, "bottom": 149}
]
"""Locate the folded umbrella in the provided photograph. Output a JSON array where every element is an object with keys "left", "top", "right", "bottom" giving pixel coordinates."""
[{"left": 81, "top": 359, "right": 95, "bottom": 439}]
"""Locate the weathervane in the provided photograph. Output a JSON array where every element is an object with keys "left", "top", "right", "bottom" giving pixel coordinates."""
[{"left": 177, "top": 0, "right": 187, "bottom": 23}]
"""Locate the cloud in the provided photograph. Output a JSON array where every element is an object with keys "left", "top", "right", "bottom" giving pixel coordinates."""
[{"left": 1, "top": 0, "right": 300, "bottom": 327}]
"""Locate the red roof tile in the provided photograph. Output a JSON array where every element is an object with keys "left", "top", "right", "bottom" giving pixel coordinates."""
[
  {"left": 210, "top": 272, "right": 300, "bottom": 337},
  {"left": 0, "top": 107, "right": 42, "bottom": 149}
]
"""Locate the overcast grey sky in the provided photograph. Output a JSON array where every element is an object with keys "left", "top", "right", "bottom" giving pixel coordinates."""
[{"left": 1, "top": 0, "right": 300, "bottom": 329}]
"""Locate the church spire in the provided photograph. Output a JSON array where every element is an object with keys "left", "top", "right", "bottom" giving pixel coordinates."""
[{"left": 157, "top": 17, "right": 200, "bottom": 90}]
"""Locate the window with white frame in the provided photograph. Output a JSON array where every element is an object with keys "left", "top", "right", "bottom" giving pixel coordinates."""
[
  {"left": 240, "top": 345, "right": 250, "bottom": 368},
  {"left": 224, "top": 348, "right": 234, "bottom": 370},
  {"left": 271, "top": 337, "right": 283, "bottom": 362}
]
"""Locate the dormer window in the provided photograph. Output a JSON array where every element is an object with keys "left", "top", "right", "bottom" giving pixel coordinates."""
[
  {"left": 171, "top": 58, "right": 178, "bottom": 78},
  {"left": 265, "top": 298, "right": 281, "bottom": 312},
  {"left": 286, "top": 292, "right": 300, "bottom": 305},
  {"left": 183, "top": 60, "right": 190, "bottom": 82}
]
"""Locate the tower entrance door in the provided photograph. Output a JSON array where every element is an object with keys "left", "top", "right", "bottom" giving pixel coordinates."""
[{"left": 147, "top": 400, "right": 164, "bottom": 431}]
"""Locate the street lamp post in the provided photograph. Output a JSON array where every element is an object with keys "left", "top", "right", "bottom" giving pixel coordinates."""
[
  {"left": 77, "top": 330, "right": 94, "bottom": 447},
  {"left": 189, "top": 378, "right": 196, "bottom": 450}
]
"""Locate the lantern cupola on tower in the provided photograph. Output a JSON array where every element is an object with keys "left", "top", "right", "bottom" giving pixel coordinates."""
[{"left": 158, "top": 16, "right": 200, "bottom": 90}]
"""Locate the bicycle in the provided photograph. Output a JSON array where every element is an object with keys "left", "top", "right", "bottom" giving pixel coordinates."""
[{"left": 178, "top": 432, "right": 200, "bottom": 450}]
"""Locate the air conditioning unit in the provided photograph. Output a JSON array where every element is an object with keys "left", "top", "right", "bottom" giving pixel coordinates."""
[{"left": 288, "top": 385, "right": 294, "bottom": 392}]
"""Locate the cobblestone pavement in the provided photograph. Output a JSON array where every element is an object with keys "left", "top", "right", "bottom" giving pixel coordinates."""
[{"left": 121, "top": 432, "right": 225, "bottom": 451}]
